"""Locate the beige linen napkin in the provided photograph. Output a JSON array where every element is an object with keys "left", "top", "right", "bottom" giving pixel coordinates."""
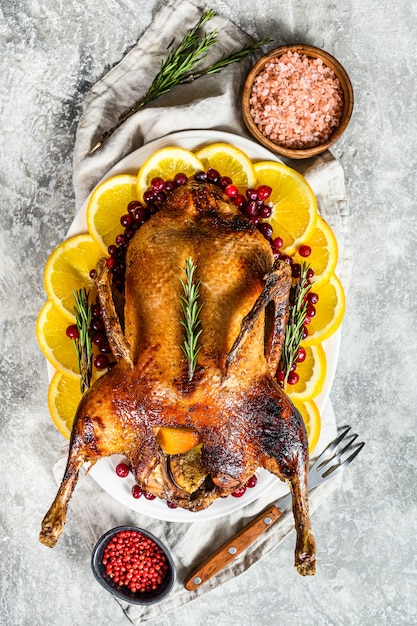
[{"left": 55, "top": 0, "right": 353, "bottom": 622}]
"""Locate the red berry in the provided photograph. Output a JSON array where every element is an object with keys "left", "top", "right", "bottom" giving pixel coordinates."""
[
  {"left": 291, "top": 263, "right": 301, "bottom": 278},
  {"left": 219, "top": 176, "right": 233, "bottom": 189},
  {"left": 296, "top": 346, "right": 306, "bottom": 362},
  {"left": 272, "top": 237, "right": 283, "bottom": 252},
  {"left": 225, "top": 184, "right": 239, "bottom": 198},
  {"left": 167, "top": 501, "right": 178, "bottom": 509},
  {"left": 231, "top": 485, "right": 247, "bottom": 498},
  {"left": 93, "top": 354, "right": 110, "bottom": 370},
  {"left": 115, "top": 234, "right": 127, "bottom": 247},
  {"left": 258, "top": 204, "right": 272, "bottom": 218},
  {"left": 115, "top": 462, "right": 130, "bottom": 477},
  {"left": 257, "top": 185, "right": 272, "bottom": 201},
  {"left": 299, "top": 244, "right": 311, "bottom": 257},
  {"left": 66, "top": 324, "right": 79, "bottom": 340},
  {"left": 131, "top": 485, "right": 143, "bottom": 499},
  {"left": 143, "top": 189, "right": 155, "bottom": 203},
  {"left": 107, "top": 256, "right": 117, "bottom": 269},
  {"left": 307, "top": 267, "right": 315, "bottom": 279},
  {"left": 276, "top": 369, "right": 285, "bottom": 382},
  {"left": 151, "top": 177, "right": 165, "bottom": 192},
  {"left": 120, "top": 213, "right": 134, "bottom": 228},
  {"left": 206, "top": 168, "right": 220, "bottom": 183},
  {"left": 134, "top": 207, "right": 149, "bottom": 224},
  {"left": 246, "top": 188, "right": 258, "bottom": 201},
  {"left": 164, "top": 180, "right": 175, "bottom": 193},
  {"left": 194, "top": 170, "right": 207, "bottom": 182},
  {"left": 244, "top": 200, "right": 258, "bottom": 217},
  {"left": 127, "top": 200, "right": 142, "bottom": 214},
  {"left": 287, "top": 371, "right": 299, "bottom": 385},
  {"left": 302, "top": 325, "right": 309, "bottom": 339},
  {"left": 174, "top": 172, "right": 187, "bottom": 186},
  {"left": 308, "top": 292, "right": 319, "bottom": 304},
  {"left": 144, "top": 492, "right": 156, "bottom": 500},
  {"left": 89, "top": 269, "right": 97, "bottom": 280},
  {"left": 306, "top": 303, "right": 316, "bottom": 318},
  {"left": 246, "top": 475, "right": 258, "bottom": 488},
  {"left": 108, "top": 244, "right": 117, "bottom": 256}
]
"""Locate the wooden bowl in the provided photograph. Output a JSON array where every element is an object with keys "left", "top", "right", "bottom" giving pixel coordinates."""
[{"left": 242, "top": 44, "right": 354, "bottom": 159}]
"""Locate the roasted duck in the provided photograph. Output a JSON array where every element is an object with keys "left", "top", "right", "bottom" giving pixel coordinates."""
[{"left": 40, "top": 180, "right": 316, "bottom": 575}]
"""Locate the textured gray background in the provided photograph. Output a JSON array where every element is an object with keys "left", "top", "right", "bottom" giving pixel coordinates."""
[{"left": 1, "top": 0, "right": 416, "bottom": 624}]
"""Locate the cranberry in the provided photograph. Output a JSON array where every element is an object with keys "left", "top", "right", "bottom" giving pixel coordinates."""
[
  {"left": 93, "top": 354, "right": 110, "bottom": 370},
  {"left": 154, "top": 191, "right": 166, "bottom": 203},
  {"left": 151, "top": 177, "right": 165, "bottom": 192},
  {"left": 257, "top": 185, "right": 272, "bottom": 201},
  {"left": 115, "top": 462, "right": 130, "bottom": 477},
  {"left": 108, "top": 244, "right": 117, "bottom": 256},
  {"left": 233, "top": 194, "right": 246, "bottom": 209},
  {"left": 246, "top": 475, "right": 258, "bottom": 488},
  {"left": 127, "top": 200, "right": 142, "bottom": 214},
  {"left": 194, "top": 170, "right": 207, "bottom": 182},
  {"left": 231, "top": 485, "right": 247, "bottom": 498},
  {"left": 143, "top": 189, "right": 156, "bottom": 203},
  {"left": 219, "top": 176, "right": 233, "bottom": 189},
  {"left": 124, "top": 227, "right": 136, "bottom": 240},
  {"left": 257, "top": 222, "right": 273, "bottom": 239},
  {"left": 89, "top": 269, "right": 97, "bottom": 279},
  {"left": 164, "top": 180, "right": 175, "bottom": 193},
  {"left": 244, "top": 200, "right": 258, "bottom": 217},
  {"left": 272, "top": 237, "right": 283, "bottom": 252},
  {"left": 258, "top": 204, "right": 272, "bottom": 218},
  {"left": 134, "top": 207, "right": 149, "bottom": 224},
  {"left": 144, "top": 492, "right": 156, "bottom": 501},
  {"left": 66, "top": 324, "right": 79, "bottom": 340},
  {"left": 206, "top": 168, "right": 220, "bottom": 183},
  {"left": 306, "top": 267, "right": 315, "bottom": 279},
  {"left": 304, "top": 316, "right": 311, "bottom": 325},
  {"left": 302, "top": 325, "right": 309, "bottom": 339},
  {"left": 115, "top": 234, "right": 127, "bottom": 247},
  {"left": 308, "top": 292, "right": 319, "bottom": 304},
  {"left": 249, "top": 216, "right": 260, "bottom": 227},
  {"left": 106, "top": 256, "right": 117, "bottom": 269},
  {"left": 174, "top": 172, "right": 187, "bottom": 186},
  {"left": 276, "top": 369, "right": 285, "bottom": 383},
  {"left": 92, "top": 304, "right": 101, "bottom": 318},
  {"left": 167, "top": 501, "right": 178, "bottom": 509},
  {"left": 131, "top": 485, "right": 143, "bottom": 499},
  {"left": 306, "top": 303, "right": 316, "bottom": 318},
  {"left": 287, "top": 371, "right": 299, "bottom": 385},
  {"left": 296, "top": 346, "right": 306, "bottom": 362},
  {"left": 91, "top": 318, "right": 104, "bottom": 332},
  {"left": 225, "top": 184, "right": 239, "bottom": 198},
  {"left": 120, "top": 213, "right": 134, "bottom": 228},
  {"left": 246, "top": 188, "right": 258, "bottom": 201},
  {"left": 299, "top": 244, "right": 312, "bottom": 257}
]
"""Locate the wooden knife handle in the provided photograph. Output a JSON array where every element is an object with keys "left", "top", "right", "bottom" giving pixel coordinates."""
[{"left": 184, "top": 504, "right": 282, "bottom": 591}]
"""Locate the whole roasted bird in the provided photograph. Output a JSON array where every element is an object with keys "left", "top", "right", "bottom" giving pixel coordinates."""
[{"left": 40, "top": 179, "right": 316, "bottom": 575}]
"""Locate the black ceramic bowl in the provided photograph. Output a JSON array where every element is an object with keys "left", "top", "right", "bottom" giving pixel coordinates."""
[{"left": 91, "top": 526, "right": 176, "bottom": 605}]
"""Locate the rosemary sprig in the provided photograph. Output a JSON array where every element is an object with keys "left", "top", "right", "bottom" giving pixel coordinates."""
[
  {"left": 180, "top": 257, "right": 203, "bottom": 382},
  {"left": 72, "top": 288, "right": 93, "bottom": 394},
  {"left": 89, "top": 10, "right": 271, "bottom": 153},
  {"left": 279, "top": 263, "right": 312, "bottom": 387}
]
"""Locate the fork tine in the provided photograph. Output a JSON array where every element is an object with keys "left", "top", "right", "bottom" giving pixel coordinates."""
[
  {"left": 313, "top": 425, "right": 351, "bottom": 469},
  {"left": 322, "top": 441, "right": 365, "bottom": 479}
]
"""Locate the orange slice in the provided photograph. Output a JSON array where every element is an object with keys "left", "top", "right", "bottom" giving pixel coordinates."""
[
  {"left": 36, "top": 300, "right": 80, "bottom": 378},
  {"left": 254, "top": 161, "right": 317, "bottom": 255},
  {"left": 286, "top": 344, "right": 326, "bottom": 402},
  {"left": 292, "top": 215, "right": 338, "bottom": 287},
  {"left": 194, "top": 143, "right": 257, "bottom": 192},
  {"left": 86, "top": 174, "right": 139, "bottom": 254},
  {"left": 292, "top": 399, "right": 321, "bottom": 453},
  {"left": 137, "top": 147, "right": 203, "bottom": 202},
  {"left": 44, "top": 234, "right": 103, "bottom": 320},
  {"left": 303, "top": 274, "right": 346, "bottom": 345},
  {"left": 156, "top": 427, "right": 201, "bottom": 455},
  {"left": 48, "top": 371, "right": 82, "bottom": 439}
]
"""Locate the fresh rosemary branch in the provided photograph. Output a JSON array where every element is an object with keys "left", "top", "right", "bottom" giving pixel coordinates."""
[
  {"left": 89, "top": 10, "right": 271, "bottom": 153},
  {"left": 180, "top": 257, "right": 203, "bottom": 382},
  {"left": 72, "top": 288, "right": 93, "bottom": 394},
  {"left": 280, "top": 263, "right": 312, "bottom": 387}
]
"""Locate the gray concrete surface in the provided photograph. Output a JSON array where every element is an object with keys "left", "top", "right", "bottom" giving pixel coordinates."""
[{"left": 1, "top": 1, "right": 416, "bottom": 624}]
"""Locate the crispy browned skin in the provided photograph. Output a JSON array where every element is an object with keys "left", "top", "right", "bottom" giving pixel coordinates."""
[{"left": 40, "top": 181, "right": 316, "bottom": 575}]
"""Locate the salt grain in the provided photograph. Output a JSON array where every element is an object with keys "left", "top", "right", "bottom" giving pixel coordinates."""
[{"left": 249, "top": 51, "right": 344, "bottom": 150}]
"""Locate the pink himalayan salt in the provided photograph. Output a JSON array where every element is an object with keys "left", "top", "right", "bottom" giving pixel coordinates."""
[{"left": 249, "top": 50, "right": 344, "bottom": 150}]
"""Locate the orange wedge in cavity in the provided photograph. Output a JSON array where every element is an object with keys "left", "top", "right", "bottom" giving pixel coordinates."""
[
  {"left": 44, "top": 234, "right": 103, "bottom": 320},
  {"left": 286, "top": 344, "right": 327, "bottom": 402},
  {"left": 292, "top": 215, "right": 338, "bottom": 288},
  {"left": 292, "top": 399, "right": 321, "bottom": 454},
  {"left": 137, "top": 147, "right": 203, "bottom": 202},
  {"left": 87, "top": 174, "right": 139, "bottom": 254},
  {"left": 36, "top": 300, "right": 80, "bottom": 378},
  {"left": 157, "top": 427, "right": 201, "bottom": 455},
  {"left": 194, "top": 143, "right": 257, "bottom": 192},
  {"left": 303, "top": 273, "right": 346, "bottom": 346},
  {"left": 48, "top": 371, "right": 82, "bottom": 439},
  {"left": 254, "top": 161, "right": 317, "bottom": 255}
]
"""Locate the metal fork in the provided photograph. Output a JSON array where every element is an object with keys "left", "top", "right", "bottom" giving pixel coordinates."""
[{"left": 185, "top": 425, "right": 365, "bottom": 590}]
